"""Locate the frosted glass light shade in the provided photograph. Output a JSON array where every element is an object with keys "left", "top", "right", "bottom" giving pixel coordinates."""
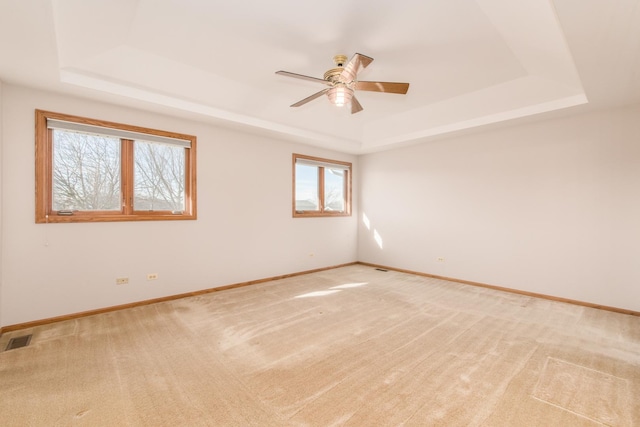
[{"left": 327, "top": 86, "right": 354, "bottom": 107}]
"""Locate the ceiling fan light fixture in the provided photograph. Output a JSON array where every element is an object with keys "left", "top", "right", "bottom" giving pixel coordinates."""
[
  {"left": 276, "top": 53, "right": 409, "bottom": 114},
  {"left": 327, "top": 85, "right": 353, "bottom": 107}
]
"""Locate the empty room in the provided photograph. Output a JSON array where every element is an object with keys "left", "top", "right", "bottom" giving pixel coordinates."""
[{"left": 1, "top": 0, "right": 639, "bottom": 425}]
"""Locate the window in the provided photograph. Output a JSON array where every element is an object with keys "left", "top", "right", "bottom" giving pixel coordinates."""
[
  {"left": 293, "top": 154, "right": 352, "bottom": 217},
  {"left": 35, "top": 110, "right": 197, "bottom": 223}
]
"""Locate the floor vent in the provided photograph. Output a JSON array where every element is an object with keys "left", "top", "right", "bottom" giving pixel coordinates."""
[
  {"left": 375, "top": 268, "right": 388, "bottom": 272},
  {"left": 5, "top": 334, "right": 32, "bottom": 351}
]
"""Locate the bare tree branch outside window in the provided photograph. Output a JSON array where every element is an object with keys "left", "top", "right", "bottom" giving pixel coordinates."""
[
  {"left": 134, "top": 141, "right": 185, "bottom": 211},
  {"left": 324, "top": 168, "right": 345, "bottom": 211},
  {"left": 52, "top": 130, "right": 121, "bottom": 211},
  {"left": 36, "top": 110, "right": 197, "bottom": 223},
  {"left": 51, "top": 132, "right": 186, "bottom": 213}
]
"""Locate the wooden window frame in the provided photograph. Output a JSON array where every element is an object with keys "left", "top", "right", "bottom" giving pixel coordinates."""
[
  {"left": 292, "top": 153, "right": 352, "bottom": 218},
  {"left": 35, "top": 110, "right": 197, "bottom": 223}
]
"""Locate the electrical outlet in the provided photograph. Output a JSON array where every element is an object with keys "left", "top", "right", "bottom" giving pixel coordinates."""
[
  {"left": 147, "top": 273, "right": 158, "bottom": 280},
  {"left": 116, "top": 277, "right": 129, "bottom": 285}
]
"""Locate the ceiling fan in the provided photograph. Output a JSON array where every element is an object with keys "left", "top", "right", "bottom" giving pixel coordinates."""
[{"left": 276, "top": 53, "right": 410, "bottom": 114}]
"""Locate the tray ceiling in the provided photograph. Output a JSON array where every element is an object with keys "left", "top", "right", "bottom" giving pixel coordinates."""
[{"left": 1, "top": 0, "right": 639, "bottom": 153}]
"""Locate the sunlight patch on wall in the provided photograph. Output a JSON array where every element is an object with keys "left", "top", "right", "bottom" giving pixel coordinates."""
[
  {"left": 374, "top": 229, "right": 383, "bottom": 249},
  {"left": 362, "top": 212, "right": 384, "bottom": 250},
  {"left": 362, "top": 213, "right": 371, "bottom": 230}
]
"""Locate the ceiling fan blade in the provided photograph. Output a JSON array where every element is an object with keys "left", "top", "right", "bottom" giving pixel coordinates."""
[
  {"left": 290, "top": 88, "right": 330, "bottom": 107},
  {"left": 355, "top": 81, "right": 410, "bottom": 94},
  {"left": 276, "top": 71, "right": 329, "bottom": 85},
  {"left": 351, "top": 96, "right": 363, "bottom": 114},
  {"left": 340, "top": 53, "right": 374, "bottom": 82}
]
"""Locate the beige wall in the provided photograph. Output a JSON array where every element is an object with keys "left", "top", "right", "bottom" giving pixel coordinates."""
[
  {"left": 2, "top": 82, "right": 639, "bottom": 326},
  {"left": 358, "top": 104, "right": 640, "bottom": 311},
  {"left": 0, "top": 80, "right": 3, "bottom": 326},
  {"left": 0, "top": 85, "right": 358, "bottom": 326}
]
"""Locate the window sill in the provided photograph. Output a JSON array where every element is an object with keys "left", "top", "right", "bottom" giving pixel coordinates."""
[
  {"left": 293, "top": 211, "right": 351, "bottom": 218},
  {"left": 36, "top": 213, "right": 197, "bottom": 224}
]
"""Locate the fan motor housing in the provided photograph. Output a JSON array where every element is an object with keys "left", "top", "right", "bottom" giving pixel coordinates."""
[
  {"left": 324, "top": 68, "right": 344, "bottom": 83},
  {"left": 324, "top": 54, "right": 351, "bottom": 84}
]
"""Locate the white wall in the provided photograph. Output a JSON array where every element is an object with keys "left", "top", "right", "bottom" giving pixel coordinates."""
[
  {"left": 3, "top": 83, "right": 638, "bottom": 327},
  {"left": 359, "top": 104, "right": 640, "bottom": 312},
  {"left": 0, "top": 85, "right": 358, "bottom": 326},
  {"left": 0, "top": 80, "right": 4, "bottom": 326}
]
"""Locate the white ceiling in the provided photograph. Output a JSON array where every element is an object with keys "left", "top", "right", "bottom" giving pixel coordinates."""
[{"left": 1, "top": 0, "right": 639, "bottom": 154}]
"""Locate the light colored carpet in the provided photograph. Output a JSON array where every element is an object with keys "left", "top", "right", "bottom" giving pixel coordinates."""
[{"left": 1, "top": 264, "right": 639, "bottom": 426}]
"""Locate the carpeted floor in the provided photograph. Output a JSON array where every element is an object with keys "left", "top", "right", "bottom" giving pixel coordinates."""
[{"left": 1, "top": 264, "right": 639, "bottom": 426}]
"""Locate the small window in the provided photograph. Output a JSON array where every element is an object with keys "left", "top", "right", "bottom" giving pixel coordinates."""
[
  {"left": 293, "top": 154, "right": 352, "bottom": 217},
  {"left": 35, "top": 110, "right": 197, "bottom": 223}
]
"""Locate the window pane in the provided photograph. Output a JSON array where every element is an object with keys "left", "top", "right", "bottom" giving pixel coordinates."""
[
  {"left": 133, "top": 141, "right": 185, "bottom": 211},
  {"left": 295, "top": 164, "right": 319, "bottom": 211},
  {"left": 324, "top": 168, "right": 345, "bottom": 212},
  {"left": 52, "top": 130, "right": 121, "bottom": 211}
]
